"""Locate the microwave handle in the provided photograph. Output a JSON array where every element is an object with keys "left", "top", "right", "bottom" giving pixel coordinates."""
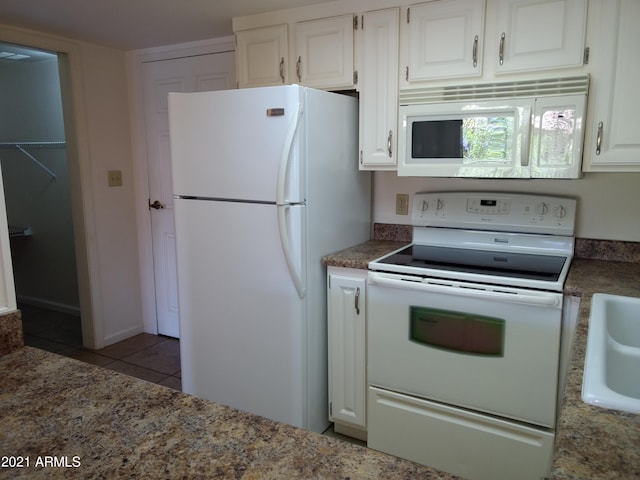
[{"left": 520, "top": 105, "right": 533, "bottom": 167}]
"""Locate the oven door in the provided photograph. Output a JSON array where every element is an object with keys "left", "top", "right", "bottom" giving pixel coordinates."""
[{"left": 367, "top": 271, "right": 562, "bottom": 428}]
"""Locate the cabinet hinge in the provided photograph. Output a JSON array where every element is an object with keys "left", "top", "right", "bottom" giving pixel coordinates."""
[
  {"left": 407, "top": 7, "right": 410, "bottom": 23},
  {"left": 329, "top": 402, "right": 333, "bottom": 416},
  {"left": 353, "top": 70, "right": 358, "bottom": 85},
  {"left": 353, "top": 14, "right": 359, "bottom": 30},
  {"left": 405, "top": 66, "right": 409, "bottom": 81},
  {"left": 583, "top": 47, "right": 590, "bottom": 65}
]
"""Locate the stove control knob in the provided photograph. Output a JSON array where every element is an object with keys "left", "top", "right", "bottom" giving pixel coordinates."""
[
  {"left": 421, "top": 200, "right": 429, "bottom": 212},
  {"left": 554, "top": 205, "right": 567, "bottom": 218},
  {"left": 536, "top": 202, "right": 548, "bottom": 216}
]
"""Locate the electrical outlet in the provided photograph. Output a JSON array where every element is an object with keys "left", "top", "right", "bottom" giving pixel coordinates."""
[
  {"left": 396, "top": 193, "right": 409, "bottom": 215},
  {"left": 108, "top": 170, "right": 123, "bottom": 187}
]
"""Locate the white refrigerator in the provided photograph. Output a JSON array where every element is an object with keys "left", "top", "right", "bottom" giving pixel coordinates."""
[{"left": 168, "top": 85, "right": 371, "bottom": 433}]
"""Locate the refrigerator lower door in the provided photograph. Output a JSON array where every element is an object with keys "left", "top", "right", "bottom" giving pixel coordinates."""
[{"left": 174, "top": 199, "right": 313, "bottom": 429}]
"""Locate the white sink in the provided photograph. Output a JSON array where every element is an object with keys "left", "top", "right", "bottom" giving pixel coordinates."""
[{"left": 582, "top": 293, "right": 640, "bottom": 414}]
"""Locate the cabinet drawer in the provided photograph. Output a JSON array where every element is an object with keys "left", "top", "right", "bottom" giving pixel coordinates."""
[{"left": 368, "top": 387, "right": 554, "bottom": 480}]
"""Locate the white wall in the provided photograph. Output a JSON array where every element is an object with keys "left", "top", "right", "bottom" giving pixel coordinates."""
[
  {"left": 373, "top": 172, "right": 640, "bottom": 242},
  {"left": 0, "top": 24, "right": 144, "bottom": 348}
]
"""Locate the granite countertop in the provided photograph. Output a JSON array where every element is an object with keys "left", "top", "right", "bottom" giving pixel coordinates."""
[
  {"left": 322, "top": 240, "right": 409, "bottom": 269},
  {"left": 551, "top": 258, "right": 640, "bottom": 479},
  {"left": 325, "top": 242, "right": 640, "bottom": 480},
  {"left": 0, "top": 347, "right": 459, "bottom": 479},
  {"left": 1, "top": 241, "right": 638, "bottom": 479}
]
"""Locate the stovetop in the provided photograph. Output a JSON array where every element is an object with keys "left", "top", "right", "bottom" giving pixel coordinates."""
[{"left": 369, "top": 192, "right": 577, "bottom": 291}]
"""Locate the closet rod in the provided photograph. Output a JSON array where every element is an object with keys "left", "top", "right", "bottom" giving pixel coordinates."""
[
  {"left": 0, "top": 142, "right": 64, "bottom": 179},
  {"left": 0, "top": 141, "right": 66, "bottom": 149}
]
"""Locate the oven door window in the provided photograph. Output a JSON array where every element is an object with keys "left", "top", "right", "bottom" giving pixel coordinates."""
[{"left": 410, "top": 306, "right": 505, "bottom": 356}]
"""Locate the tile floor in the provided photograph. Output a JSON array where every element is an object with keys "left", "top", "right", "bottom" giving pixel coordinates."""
[{"left": 20, "top": 303, "right": 181, "bottom": 391}]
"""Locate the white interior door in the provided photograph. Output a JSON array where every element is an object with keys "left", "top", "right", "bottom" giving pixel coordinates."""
[{"left": 142, "top": 52, "right": 236, "bottom": 337}]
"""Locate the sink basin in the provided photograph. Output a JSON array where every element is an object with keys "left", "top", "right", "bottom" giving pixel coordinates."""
[{"left": 582, "top": 294, "right": 640, "bottom": 414}]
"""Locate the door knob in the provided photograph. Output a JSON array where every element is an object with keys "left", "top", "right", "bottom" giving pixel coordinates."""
[{"left": 149, "top": 199, "right": 165, "bottom": 210}]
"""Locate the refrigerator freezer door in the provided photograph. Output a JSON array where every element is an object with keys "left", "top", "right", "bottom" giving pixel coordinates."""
[
  {"left": 169, "top": 85, "right": 304, "bottom": 203},
  {"left": 174, "top": 198, "right": 312, "bottom": 429}
]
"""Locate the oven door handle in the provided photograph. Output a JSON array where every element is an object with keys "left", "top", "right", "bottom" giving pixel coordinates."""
[{"left": 368, "top": 274, "right": 561, "bottom": 308}]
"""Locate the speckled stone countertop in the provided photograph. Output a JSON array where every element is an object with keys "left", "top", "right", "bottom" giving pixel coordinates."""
[
  {"left": 322, "top": 240, "right": 409, "bottom": 269},
  {"left": 0, "top": 347, "right": 459, "bottom": 479},
  {"left": 551, "top": 258, "right": 640, "bottom": 480},
  {"left": 323, "top": 241, "right": 640, "bottom": 480}
]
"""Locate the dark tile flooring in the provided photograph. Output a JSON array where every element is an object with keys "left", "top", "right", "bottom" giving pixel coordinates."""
[{"left": 20, "top": 303, "right": 181, "bottom": 391}]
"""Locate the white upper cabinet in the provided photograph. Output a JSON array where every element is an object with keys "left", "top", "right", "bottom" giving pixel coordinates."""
[
  {"left": 294, "top": 15, "right": 355, "bottom": 89},
  {"left": 402, "top": 0, "right": 485, "bottom": 83},
  {"left": 359, "top": 8, "right": 400, "bottom": 170},
  {"left": 583, "top": 0, "right": 640, "bottom": 171},
  {"left": 493, "top": 0, "right": 587, "bottom": 74},
  {"left": 236, "top": 25, "right": 288, "bottom": 88},
  {"left": 400, "top": 0, "right": 588, "bottom": 88}
]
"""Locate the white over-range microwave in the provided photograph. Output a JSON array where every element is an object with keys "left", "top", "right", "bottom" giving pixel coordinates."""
[{"left": 397, "top": 76, "right": 589, "bottom": 178}]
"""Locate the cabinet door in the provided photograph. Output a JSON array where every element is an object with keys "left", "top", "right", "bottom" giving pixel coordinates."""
[
  {"left": 359, "top": 8, "right": 399, "bottom": 170},
  {"left": 328, "top": 270, "right": 366, "bottom": 429},
  {"left": 494, "top": 0, "right": 587, "bottom": 74},
  {"left": 583, "top": 0, "right": 640, "bottom": 171},
  {"left": 404, "top": 0, "right": 484, "bottom": 83},
  {"left": 294, "top": 15, "right": 354, "bottom": 89},
  {"left": 236, "top": 25, "right": 288, "bottom": 88}
]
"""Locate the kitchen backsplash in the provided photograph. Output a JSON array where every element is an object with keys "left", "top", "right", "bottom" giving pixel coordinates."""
[{"left": 373, "top": 223, "right": 640, "bottom": 263}]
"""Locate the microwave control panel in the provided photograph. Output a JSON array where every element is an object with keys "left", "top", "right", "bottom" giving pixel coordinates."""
[{"left": 411, "top": 192, "right": 576, "bottom": 236}]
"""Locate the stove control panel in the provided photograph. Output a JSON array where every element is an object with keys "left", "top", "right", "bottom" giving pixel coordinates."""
[{"left": 412, "top": 192, "right": 576, "bottom": 236}]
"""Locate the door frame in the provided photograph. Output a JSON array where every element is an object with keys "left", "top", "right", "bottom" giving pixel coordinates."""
[
  {"left": 127, "top": 36, "right": 236, "bottom": 334},
  {"left": 0, "top": 25, "right": 101, "bottom": 348}
]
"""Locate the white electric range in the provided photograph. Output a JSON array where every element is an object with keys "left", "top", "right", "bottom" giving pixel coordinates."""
[{"left": 367, "top": 191, "right": 576, "bottom": 480}]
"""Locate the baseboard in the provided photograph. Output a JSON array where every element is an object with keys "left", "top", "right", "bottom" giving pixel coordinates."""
[
  {"left": 17, "top": 295, "right": 80, "bottom": 316},
  {"left": 103, "top": 325, "right": 144, "bottom": 348}
]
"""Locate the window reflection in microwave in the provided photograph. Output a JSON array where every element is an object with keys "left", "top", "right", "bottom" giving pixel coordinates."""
[{"left": 411, "top": 116, "right": 515, "bottom": 163}]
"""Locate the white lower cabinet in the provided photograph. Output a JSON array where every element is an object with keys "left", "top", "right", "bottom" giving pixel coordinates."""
[
  {"left": 327, "top": 267, "right": 367, "bottom": 440},
  {"left": 368, "top": 386, "right": 555, "bottom": 480}
]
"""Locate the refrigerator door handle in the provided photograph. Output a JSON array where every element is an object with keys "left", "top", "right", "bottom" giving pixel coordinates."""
[
  {"left": 276, "top": 102, "right": 303, "bottom": 206},
  {"left": 277, "top": 205, "right": 306, "bottom": 299}
]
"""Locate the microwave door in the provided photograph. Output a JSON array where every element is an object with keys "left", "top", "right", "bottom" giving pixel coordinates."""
[{"left": 398, "top": 101, "right": 531, "bottom": 178}]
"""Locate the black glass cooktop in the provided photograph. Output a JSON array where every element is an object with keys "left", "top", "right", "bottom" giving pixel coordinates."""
[{"left": 377, "top": 245, "right": 567, "bottom": 282}]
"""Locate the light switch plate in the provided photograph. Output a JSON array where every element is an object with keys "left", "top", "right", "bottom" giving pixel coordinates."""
[
  {"left": 396, "top": 194, "right": 409, "bottom": 215},
  {"left": 108, "top": 170, "right": 123, "bottom": 187}
]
